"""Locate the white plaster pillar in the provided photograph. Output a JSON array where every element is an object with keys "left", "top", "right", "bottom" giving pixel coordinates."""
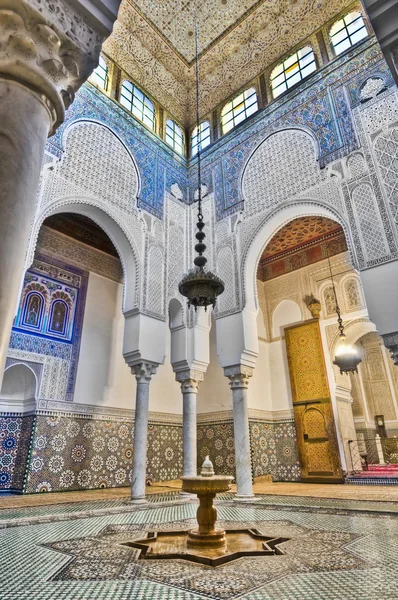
[
  {"left": 130, "top": 362, "right": 157, "bottom": 502},
  {"left": 0, "top": 0, "right": 121, "bottom": 384},
  {"left": 225, "top": 365, "right": 255, "bottom": 499},
  {"left": 176, "top": 370, "right": 204, "bottom": 478}
]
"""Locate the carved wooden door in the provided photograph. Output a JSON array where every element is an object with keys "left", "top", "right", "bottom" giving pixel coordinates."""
[{"left": 285, "top": 320, "right": 343, "bottom": 483}]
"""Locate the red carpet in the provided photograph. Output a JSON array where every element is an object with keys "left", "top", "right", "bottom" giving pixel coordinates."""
[{"left": 355, "top": 464, "right": 398, "bottom": 477}]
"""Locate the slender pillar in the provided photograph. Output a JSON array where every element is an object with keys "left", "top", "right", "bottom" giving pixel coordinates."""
[
  {"left": 0, "top": 0, "right": 120, "bottom": 385},
  {"left": 131, "top": 362, "right": 157, "bottom": 502},
  {"left": 225, "top": 365, "right": 255, "bottom": 499},
  {"left": 176, "top": 369, "right": 204, "bottom": 478}
]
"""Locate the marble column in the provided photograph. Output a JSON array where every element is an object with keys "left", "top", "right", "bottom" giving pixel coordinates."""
[
  {"left": 0, "top": 0, "right": 118, "bottom": 384},
  {"left": 131, "top": 362, "right": 157, "bottom": 502},
  {"left": 225, "top": 365, "right": 255, "bottom": 499},
  {"left": 176, "top": 370, "right": 204, "bottom": 478}
]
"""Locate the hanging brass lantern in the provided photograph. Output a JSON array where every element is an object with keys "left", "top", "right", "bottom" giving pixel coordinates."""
[{"left": 178, "top": 17, "right": 224, "bottom": 311}]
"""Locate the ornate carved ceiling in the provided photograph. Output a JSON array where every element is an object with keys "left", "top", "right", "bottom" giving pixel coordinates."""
[
  {"left": 44, "top": 214, "right": 119, "bottom": 257},
  {"left": 262, "top": 217, "right": 343, "bottom": 260},
  {"left": 257, "top": 217, "right": 347, "bottom": 280},
  {"left": 104, "top": 0, "right": 354, "bottom": 125}
]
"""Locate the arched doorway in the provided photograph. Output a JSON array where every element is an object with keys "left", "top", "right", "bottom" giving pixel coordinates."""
[
  {"left": 250, "top": 214, "right": 367, "bottom": 481},
  {"left": 5, "top": 211, "right": 141, "bottom": 493}
]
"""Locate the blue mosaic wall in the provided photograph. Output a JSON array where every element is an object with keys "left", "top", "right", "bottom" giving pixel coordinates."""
[
  {"left": 9, "top": 254, "right": 88, "bottom": 402},
  {"left": 46, "top": 39, "right": 394, "bottom": 221},
  {"left": 47, "top": 85, "right": 188, "bottom": 219},
  {"left": 197, "top": 418, "right": 301, "bottom": 482},
  {"left": 24, "top": 415, "right": 183, "bottom": 493},
  {"left": 250, "top": 420, "right": 301, "bottom": 482},
  {"left": 193, "top": 39, "right": 395, "bottom": 218},
  {"left": 1, "top": 413, "right": 298, "bottom": 493},
  {"left": 0, "top": 415, "right": 34, "bottom": 492}
]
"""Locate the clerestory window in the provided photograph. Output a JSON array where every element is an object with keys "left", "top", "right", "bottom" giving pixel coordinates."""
[
  {"left": 166, "top": 119, "right": 184, "bottom": 155},
  {"left": 330, "top": 12, "right": 368, "bottom": 55},
  {"left": 271, "top": 46, "right": 316, "bottom": 98},
  {"left": 191, "top": 121, "right": 211, "bottom": 156},
  {"left": 120, "top": 81, "right": 155, "bottom": 130},
  {"left": 221, "top": 88, "right": 258, "bottom": 134},
  {"left": 90, "top": 55, "right": 109, "bottom": 91}
]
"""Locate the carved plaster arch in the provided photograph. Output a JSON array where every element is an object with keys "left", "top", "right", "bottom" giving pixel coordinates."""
[
  {"left": 27, "top": 197, "right": 141, "bottom": 313},
  {"left": 60, "top": 118, "right": 142, "bottom": 203},
  {"left": 241, "top": 126, "right": 321, "bottom": 183},
  {"left": 241, "top": 202, "right": 355, "bottom": 313}
]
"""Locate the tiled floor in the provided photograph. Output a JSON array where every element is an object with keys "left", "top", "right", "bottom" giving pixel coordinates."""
[
  {"left": 2, "top": 479, "right": 398, "bottom": 511},
  {"left": 1, "top": 495, "right": 398, "bottom": 599}
]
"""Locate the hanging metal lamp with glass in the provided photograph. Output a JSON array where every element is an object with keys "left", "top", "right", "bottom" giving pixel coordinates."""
[
  {"left": 327, "top": 254, "right": 362, "bottom": 374},
  {"left": 178, "top": 17, "right": 224, "bottom": 311}
]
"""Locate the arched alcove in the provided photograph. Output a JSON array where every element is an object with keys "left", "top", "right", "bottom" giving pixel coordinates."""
[
  {"left": 0, "top": 364, "right": 37, "bottom": 412},
  {"left": 272, "top": 300, "right": 302, "bottom": 338},
  {"left": 31, "top": 201, "right": 139, "bottom": 313},
  {"left": 169, "top": 298, "right": 184, "bottom": 329}
]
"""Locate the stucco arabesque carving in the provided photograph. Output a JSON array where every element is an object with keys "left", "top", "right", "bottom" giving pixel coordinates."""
[
  {"left": 175, "top": 369, "right": 204, "bottom": 392},
  {"left": 224, "top": 364, "right": 254, "bottom": 389},
  {"left": 0, "top": 0, "right": 101, "bottom": 133},
  {"left": 132, "top": 361, "right": 158, "bottom": 382},
  {"left": 27, "top": 195, "right": 143, "bottom": 311}
]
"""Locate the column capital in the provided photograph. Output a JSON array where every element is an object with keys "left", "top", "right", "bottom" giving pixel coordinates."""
[
  {"left": 131, "top": 361, "right": 158, "bottom": 383},
  {"left": 382, "top": 332, "right": 398, "bottom": 365},
  {"left": 175, "top": 369, "right": 204, "bottom": 392},
  {"left": 224, "top": 364, "right": 254, "bottom": 389},
  {"left": 0, "top": 0, "right": 114, "bottom": 134}
]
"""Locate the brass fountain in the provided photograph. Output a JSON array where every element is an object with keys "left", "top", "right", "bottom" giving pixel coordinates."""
[
  {"left": 124, "top": 457, "right": 290, "bottom": 566},
  {"left": 181, "top": 456, "right": 233, "bottom": 548}
]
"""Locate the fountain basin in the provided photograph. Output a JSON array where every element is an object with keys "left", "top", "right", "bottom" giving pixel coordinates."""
[
  {"left": 181, "top": 474, "right": 233, "bottom": 496},
  {"left": 181, "top": 472, "right": 233, "bottom": 548},
  {"left": 123, "top": 529, "right": 290, "bottom": 567}
]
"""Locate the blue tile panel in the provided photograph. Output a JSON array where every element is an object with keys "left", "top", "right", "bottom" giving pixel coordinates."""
[
  {"left": 47, "top": 85, "right": 188, "bottom": 219},
  {"left": 0, "top": 416, "right": 34, "bottom": 492},
  {"left": 197, "top": 419, "right": 300, "bottom": 482},
  {"left": 9, "top": 254, "right": 88, "bottom": 402},
  {"left": 23, "top": 415, "right": 183, "bottom": 493},
  {"left": 45, "top": 40, "right": 395, "bottom": 221}
]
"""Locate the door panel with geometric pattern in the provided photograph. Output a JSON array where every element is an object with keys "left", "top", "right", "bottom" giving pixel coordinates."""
[{"left": 285, "top": 320, "right": 343, "bottom": 482}]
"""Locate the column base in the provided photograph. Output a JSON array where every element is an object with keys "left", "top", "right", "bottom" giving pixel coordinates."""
[
  {"left": 233, "top": 494, "right": 257, "bottom": 502},
  {"left": 129, "top": 496, "right": 148, "bottom": 504}
]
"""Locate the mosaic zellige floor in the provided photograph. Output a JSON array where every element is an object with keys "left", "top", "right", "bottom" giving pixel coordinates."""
[{"left": 1, "top": 501, "right": 398, "bottom": 599}]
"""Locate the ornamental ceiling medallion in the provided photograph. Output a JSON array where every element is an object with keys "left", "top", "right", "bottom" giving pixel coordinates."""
[{"left": 104, "top": 0, "right": 354, "bottom": 125}]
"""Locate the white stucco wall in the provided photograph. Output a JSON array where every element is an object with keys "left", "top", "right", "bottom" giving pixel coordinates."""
[
  {"left": 74, "top": 272, "right": 134, "bottom": 408},
  {"left": 74, "top": 272, "right": 181, "bottom": 413},
  {"left": 197, "top": 321, "right": 232, "bottom": 414}
]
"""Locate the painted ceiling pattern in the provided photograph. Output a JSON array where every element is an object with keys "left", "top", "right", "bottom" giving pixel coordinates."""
[
  {"left": 104, "top": 0, "right": 355, "bottom": 125},
  {"left": 261, "top": 216, "right": 343, "bottom": 259}
]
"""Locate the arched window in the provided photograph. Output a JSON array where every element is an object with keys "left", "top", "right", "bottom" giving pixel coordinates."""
[
  {"left": 271, "top": 46, "right": 316, "bottom": 98},
  {"left": 191, "top": 121, "right": 211, "bottom": 156},
  {"left": 166, "top": 119, "right": 184, "bottom": 155},
  {"left": 22, "top": 292, "right": 44, "bottom": 329},
  {"left": 221, "top": 88, "right": 258, "bottom": 134},
  {"left": 120, "top": 81, "right": 155, "bottom": 130},
  {"left": 48, "top": 300, "right": 68, "bottom": 336},
  {"left": 90, "top": 55, "right": 109, "bottom": 91},
  {"left": 330, "top": 12, "right": 368, "bottom": 55}
]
